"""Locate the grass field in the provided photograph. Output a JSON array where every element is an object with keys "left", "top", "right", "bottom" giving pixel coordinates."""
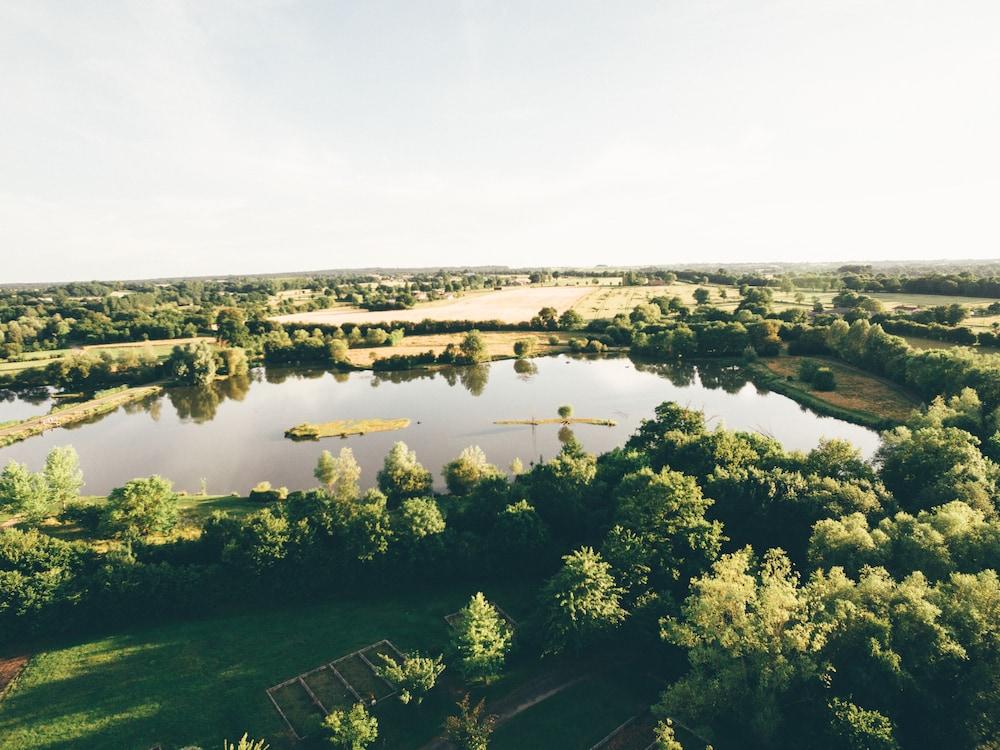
[
  {"left": 273, "top": 286, "right": 591, "bottom": 326},
  {"left": 760, "top": 355, "right": 920, "bottom": 425},
  {"left": 285, "top": 418, "right": 411, "bottom": 440},
  {"left": 346, "top": 331, "right": 576, "bottom": 366},
  {"left": 0, "top": 584, "right": 536, "bottom": 750}
]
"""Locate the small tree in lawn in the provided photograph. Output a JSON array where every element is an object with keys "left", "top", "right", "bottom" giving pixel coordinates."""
[
  {"left": 541, "top": 546, "right": 627, "bottom": 654},
  {"left": 375, "top": 651, "right": 445, "bottom": 704},
  {"left": 444, "top": 694, "right": 497, "bottom": 750},
  {"left": 452, "top": 592, "right": 512, "bottom": 682},
  {"left": 324, "top": 703, "right": 378, "bottom": 750},
  {"left": 512, "top": 338, "right": 536, "bottom": 358},
  {"left": 557, "top": 404, "right": 574, "bottom": 421},
  {"left": 43, "top": 445, "right": 83, "bottom": 511},
  {"left": 460, "top": 330, "right": 490, "bottom": 363},
  {"left": 315, "top": 447, "right": 361, "bottom": 502}
]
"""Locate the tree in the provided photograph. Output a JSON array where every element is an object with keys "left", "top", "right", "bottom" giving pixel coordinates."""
[
  {"left": 559, "top": 308, "right": 584, "bottom": 329},
  {"left": 216, "top": 307, "right": 250, "bottom": 346},
  {"left": 375, "top": 651, "right": 445, "bottom": 704},
  {"left": 557, "top": 404, "right": 574, "bottom": 421},
  {"left": 443, "top": 446, "right": 502, "bottom": 495},
  {"left": 315, "top": 447, "right": 361, "bottom": 502},
  {"left": 460, "top": 330, "right": 489, "bottom": 363},
  {"left": 693, "top": 287, "right": 711, "bottom": 305},
  {"left": 224, "top": 508, "right": 289, "bottom": 571},
  {"left": 167, "top": 341, "right": 217, "bottom": 385},
  {"left": 396, "top": 497, "right": 446, "bottom": 542},
  {"left": 323, "top": 703, "right": 378, "bottom": 750},
  {"left": 512, "top": 338, "right": 536, "bottom": 358},
  {"left": 102, "top": 475, "right": 178, "bottom": 539},
  {"left": 444, "top": 695, "right": 497, "bottom": 750},
  {"left": 43, "top": 446, "right": 83, "bottom": 510},
  {"left": 653, "top": 719, "right": 685, "bottom": 750},
  {"left": 223, "top": 734, "right": 269, "bottom": 750},
  {"left": 452, "top": 592, "right": 512, "bottom": 682},
  {"left": 0, "top": 460, "right": 49, "bottom": 525},
  {"left": 541, "top": 547, "right": 626, "bottom": 654},
  {"left": 377, "top": 442, "right": 432, "bottom": 502}
]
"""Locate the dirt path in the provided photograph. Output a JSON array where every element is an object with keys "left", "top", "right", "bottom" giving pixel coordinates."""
[{"left": 0, "top": 654, "right": 30, "bottom": 701}]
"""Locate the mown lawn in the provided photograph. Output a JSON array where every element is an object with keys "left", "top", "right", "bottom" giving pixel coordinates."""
[{"left": 0, "top": 583, "right": 535, "bottom": 750}]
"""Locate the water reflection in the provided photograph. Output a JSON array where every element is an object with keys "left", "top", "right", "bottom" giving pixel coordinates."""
[{"left": 0, "top": 355, "right": 882, "bottom": 495}]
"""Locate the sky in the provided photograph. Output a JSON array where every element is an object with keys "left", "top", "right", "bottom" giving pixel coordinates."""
[{"left": 1, "top": 1, "right": 998, "bottom": 282}]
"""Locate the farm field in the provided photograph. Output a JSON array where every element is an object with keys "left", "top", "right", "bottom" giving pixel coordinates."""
[
  {"left": 271, "top": 286, "right": 592, "bottom": 326},
  {"left": 571, "top": 282, "right": 739, "bottom": 319},
  {"left": 0, "top": 584, "right": 536, "bottom": 750},
  {"left": 346, "top": 330, "right": 576, "bottom": 366}
]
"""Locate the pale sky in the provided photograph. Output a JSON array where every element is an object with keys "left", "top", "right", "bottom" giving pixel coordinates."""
[{"left": 1, "top": 1, "right": 998, "bottom": 282}]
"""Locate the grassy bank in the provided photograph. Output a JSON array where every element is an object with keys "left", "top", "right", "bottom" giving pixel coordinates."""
[
  {"left": 285, "top": 418, "right": 411, "bottom": 440},
  {"left": 0, "top": 384, "right": 163, "bottom": 448},
  {"left": 750, "top": 355, "right": 919, "bottom": 430}
]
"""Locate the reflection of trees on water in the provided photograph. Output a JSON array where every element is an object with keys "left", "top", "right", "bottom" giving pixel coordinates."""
[
  {"left": 630, "top": 356, "right": 751, "bottom": 395},
  {"left": 263, "top": 365, "right": 329, "bottom": 385},
  {"left": 167, "top": 374, "right": 252, "bottom": 423},
  {"left": 558, "top": 425, "right": 576, "bottom": 444},
  {"left": 459, "top": 364, "right": 490, "bottom": 396},
  {"left": 370, "top": 364, "right": 490, "bottom": 396},
  {"left": 0, "top": 386, "right": 51, "bottom": 405},
  {"left": 513, "top": 359, "right": 538, "bottom": 381}
]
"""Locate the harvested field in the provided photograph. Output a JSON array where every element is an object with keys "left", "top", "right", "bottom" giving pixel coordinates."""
[
  {"left": 572, "top": 283, "right": 739, "bottom": 319},
  {"left": 272, "top": 286, "right": 592, "bottom": 326}
]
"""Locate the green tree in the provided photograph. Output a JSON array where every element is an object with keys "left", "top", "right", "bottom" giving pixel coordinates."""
[
  {"left": 216, "top": 307, "right": 250, "bottom": 346},
  {"left": 315, "top": 447, "right": 361, "bottom": 501},
  {"left": 0, "top": 460, "right": 49, "bottom": 525},
  {"left": 443, "top": 446, "right": 502, "bottom": 495},
  {"left": 541, "top": 547, "right": 626, "bottom": 654},
  {"left": 323, "top": 703, "right": 378, "bottom": 750},
  {"left": 224, "top": 508, "right": 290, "bottom": 571},
  {"left": 377, "top": 442, "right": 432, "bottom": 502},
  {"left": 223, "top": 734, "right": 269, "bottom": 750},
  {"left": 558, "top": 308, "right": 584, "bottom": 329},
  {"left": 460, "top": 330, "right": 490, "bottom": 363},
  {"left": 102, "top": 475, "right": 178, "bottom": 539},
  {"left": 693, "top": 287, "right": 711, "bottom": 305},
  {"left": 512, "top": 338, "right": 536, "bottom": 358},
  {"left": 444, "top": 695, "right": 497, "bottom": 750},
  {"left": 168, "top": 341, "right": 217, "bottom": 385},
  {"left": 396, "top": 497, "right": 446, "bottom": 542},
  {"left": 452, "top": 592, "right": 512, "bottom": 682},
  {"left": 653, "top": 719, "right": 684, "bottom": 750},
  {"left": 375, "top": 651, "right": 445, "bottom": 704},
  {"left": 557, "top": 404, "right": 574, "bottom": 421},
  {"left": 43, "top": 446, "right": 83, "bottom": 511}
]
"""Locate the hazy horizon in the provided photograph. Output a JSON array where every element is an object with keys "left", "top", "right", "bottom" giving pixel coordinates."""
[{"left": 3, "top": 1, "right": 999, "bottom": 283}]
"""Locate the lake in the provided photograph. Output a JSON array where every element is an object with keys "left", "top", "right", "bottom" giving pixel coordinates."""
[{"left": 0, "top": 355, "right": 880, "bottom": 496}]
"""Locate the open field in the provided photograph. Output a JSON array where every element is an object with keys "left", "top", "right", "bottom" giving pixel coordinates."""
[
  {"left": 758, "top": 355, "right": 920, "bottom": 426},
  {"left": 272, "top": 286, "right": 592, "bottom": 326},
  {"left": 285, "top": 418, "right": 410, "bottom": 440},
  {"left": 0, "top": 585, "right": 534, "bottom": 750},
  {"left": 572, "top": 283, "right": 739, "bottom": 319},
  {"left": 347, "top": 331, "right": 575, "bottom": 366}
]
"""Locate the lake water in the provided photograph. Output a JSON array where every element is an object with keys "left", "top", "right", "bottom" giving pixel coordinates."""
[{"left": 0, "top": 355, "right": 880, "bottom": 496}]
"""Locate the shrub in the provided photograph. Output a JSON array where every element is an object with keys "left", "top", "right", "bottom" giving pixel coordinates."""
[{"left": 813, "top": 367, "right": 836, "bottom": 391}]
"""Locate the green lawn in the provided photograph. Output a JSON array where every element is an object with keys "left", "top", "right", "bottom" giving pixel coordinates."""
[
  {"left": 492, "top": 669, "right": 659, "bottom": 750},
  {"left": 0, "top": 584, "right": 536, "bottom": 750}
]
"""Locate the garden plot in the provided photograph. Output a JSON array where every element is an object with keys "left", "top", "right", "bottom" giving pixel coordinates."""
[{"left": 267, "top": 639, "right": 405, "bottom": 739}]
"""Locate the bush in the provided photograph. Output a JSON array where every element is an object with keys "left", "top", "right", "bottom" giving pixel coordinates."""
[
  {"left": 798, "top": 358, "right": 821, "bottom": 382},
  {"left": 812, "top": 367, "right": 836, "bottom": 391}
]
